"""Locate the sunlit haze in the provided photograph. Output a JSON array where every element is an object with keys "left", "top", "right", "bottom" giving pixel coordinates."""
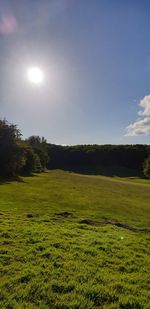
[{"left": 26, "top": 67, "right": 44, "bottom": 85}]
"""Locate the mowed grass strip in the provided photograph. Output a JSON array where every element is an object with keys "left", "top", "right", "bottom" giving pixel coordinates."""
[{"left": 0, "top": 170, "right": 150, "bottom": 308}]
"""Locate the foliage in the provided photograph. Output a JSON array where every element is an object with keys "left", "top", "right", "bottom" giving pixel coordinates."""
[
  {"left": 143, "top": 155, "right": 150, "bottom": 178},
  {"left": 0, "top": 119, "right": 24, "bottom": 176},
  {"left": 34, "top": 153, "right": 42, "bottom": 173},
  {"left": 47, "top": 144, "right": 150, "bottom": 175},
  {"left": 20, "top": 142, "right": 38, "bottom": 175},
  {"left": 27, "top": 136, "right": 49, "bottom": 170},
  {"left": 0, "top": 119, "right": 49, "bottom": 177},
  {"left": 0, "top": 171, "right": 150, "bottom": 308}
]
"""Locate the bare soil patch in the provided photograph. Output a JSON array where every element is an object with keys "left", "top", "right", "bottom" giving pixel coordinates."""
[
  {"left": 55, "top": 212, "right": 73, "bottom": 218},
  {"left": 79, "top": 219, "right": 150, "bottom": 233}
]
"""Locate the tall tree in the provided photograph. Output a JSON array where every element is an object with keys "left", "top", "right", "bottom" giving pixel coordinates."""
[
  {"left": 0, "top": 119, "right": 24, "bottom": 176},
  {"left": 143, "top": 155, "right": 150, "bottom": 179},
  {"left": 27, "top": 136, "right": 49, "bottom": 170}
]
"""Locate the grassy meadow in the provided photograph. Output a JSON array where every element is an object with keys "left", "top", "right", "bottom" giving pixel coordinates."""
[{"left": 0, "top": 170, "right": 150, "bottom": 308}]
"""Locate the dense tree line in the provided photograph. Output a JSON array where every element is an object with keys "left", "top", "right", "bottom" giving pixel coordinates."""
[
  {"left": 0, "top": 118, "right": 150, "bottom": 178},
  {"left": 47, "top": 144, "right": 150, "bottom": 177}
]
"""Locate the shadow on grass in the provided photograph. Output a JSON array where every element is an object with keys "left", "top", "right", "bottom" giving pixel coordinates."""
[
  {"left": 0, "top": 176, "right": 26, "bottom": 185},
  {"left": 0, "top": 174, "right": 38, "bottom": 185},
  {"left": 0, "top": 171, "right": 49, "bottom": 185},
  {"left": 49, "top": 165, "right": 140, "bottom": 178}
]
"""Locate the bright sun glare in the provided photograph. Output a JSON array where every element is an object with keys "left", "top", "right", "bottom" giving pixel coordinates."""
[{"left": 27, "top": 67, "right": 44, "bottom": 85}]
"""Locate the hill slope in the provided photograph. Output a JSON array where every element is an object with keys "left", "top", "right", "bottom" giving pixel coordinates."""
[{"left": 0, "top": 171, "right": 150, "bottom": 308}]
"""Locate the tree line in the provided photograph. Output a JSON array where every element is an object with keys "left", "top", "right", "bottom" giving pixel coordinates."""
[
  {"left": 0, "top": 118, "right": 150, "bottom": 178},
  {"left": 47, "top": 144, "right": 150, "bottom": 178}
]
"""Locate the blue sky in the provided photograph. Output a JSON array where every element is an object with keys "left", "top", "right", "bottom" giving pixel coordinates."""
[{"left": 1, "top": 0, "right": 150, "bottom": 144}]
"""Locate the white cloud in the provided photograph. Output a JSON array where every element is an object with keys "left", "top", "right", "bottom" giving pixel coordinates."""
[
  {"left": 125, "top": 117, "right": 150, "bottom": 136},
  {"left": 125, "top": 94, "right": 150, "bottom": 136},
  {"left": 138, "top": 95, "right": 150, "bottom": 116}
]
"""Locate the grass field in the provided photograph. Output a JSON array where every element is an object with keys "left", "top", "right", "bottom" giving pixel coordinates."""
[{"left": 0, "top": 170, "right": 150, "bottom": 308}]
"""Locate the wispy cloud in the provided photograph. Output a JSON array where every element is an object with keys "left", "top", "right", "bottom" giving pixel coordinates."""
[{"left": 125, "top": 94, "right": 150, "bottom": 136}]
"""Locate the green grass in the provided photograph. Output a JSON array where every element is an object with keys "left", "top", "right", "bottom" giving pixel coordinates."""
[{"left": 0, "top": 170, "right": 150, "bottom": 308}]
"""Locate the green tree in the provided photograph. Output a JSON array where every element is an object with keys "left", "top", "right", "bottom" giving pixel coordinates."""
[
  {"left": 27, "top": 136, "right": 49, "bottom": 170},
  {"left": 143, "top": 155, "right": 150, "bottom": 178},
  {"left": 0, "top": 119, "right": 24, "bottom": 176},
  {"left": 19, "top": 142, "right": 38, "bottom": 175},
  {"left": 34, "top": 153, "right": 42, "bottom": 173}
]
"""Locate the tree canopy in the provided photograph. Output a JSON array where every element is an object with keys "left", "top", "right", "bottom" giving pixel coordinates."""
[{"left": 0, "top": 119, "right": 49, "bottom": 177}]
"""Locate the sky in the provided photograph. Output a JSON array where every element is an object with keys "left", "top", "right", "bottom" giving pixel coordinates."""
[{"left": 1, "top": 0, "right": 150, "bottom": 145}]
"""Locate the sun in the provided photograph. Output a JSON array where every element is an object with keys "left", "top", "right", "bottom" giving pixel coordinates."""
[{"left": 26, "top": 67, "right": 44, "bottom": 85}]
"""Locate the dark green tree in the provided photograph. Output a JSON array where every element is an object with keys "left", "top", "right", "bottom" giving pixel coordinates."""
[
  {"left": 34, "top": 153, "right": 42, "bottom": 173},
  {"left": 27, "top": 136, "right": 49, "bottom": 170},
  {"left": 19, "top": 142, "right": 38, "bottom": 175},
  {"left": 0, "top": 119, "right": 24, "bottom": 176},
  {"left": 143, "top": 155, "right": 150, "bottom": 178}
]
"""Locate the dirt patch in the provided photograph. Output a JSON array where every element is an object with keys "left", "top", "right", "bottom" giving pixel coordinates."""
[
  {"left": 55, "top": 212, "right": 72, "bottom": 218},
  {"left": 79, "top": 219, "right": 99, "bottom": 226},
  {"left": 105, "top": 221, "right": 150, "bottom": 234},
  {"left": 104, "top": 220, "right": 137, "bottom": 232},
  {"left": 26, "top": 214, "right": 39, "bottom": 218},
  {"left": 79, "top": 219, "right": 149, "bottom": 233}
]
